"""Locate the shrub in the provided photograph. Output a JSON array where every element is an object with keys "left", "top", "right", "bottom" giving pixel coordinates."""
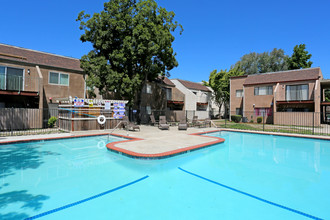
[
  {"left": 48, "top": 116, "right": 58, "bottom": 128},
  {"left": 250, "top": 119, "right": 254, "bottom": 123},
  {"left": 257, "top": 116, "right": 263, "bottom": 124},
  {"left": 231, "top": 115, "right": 242, "bottom": 123}
]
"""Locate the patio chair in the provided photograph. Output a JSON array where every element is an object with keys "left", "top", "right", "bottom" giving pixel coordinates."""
[
  {"left": 149, "top": 114, "right": 158, "bottom": 126},
  {"left": 202, "top": 118, "right": 211, "bottom": 128},
  {"left": 158, "top": 116, "right": 169, "bottom": 130},
  {"left": 122, "top": 116, "right": 140, "bottom": 131},
  {"left": 178, "top": 118, "right": 188, "bottom": 130},
  {"left": 192, "top": 116, "right": 202, "bottom": 127}
]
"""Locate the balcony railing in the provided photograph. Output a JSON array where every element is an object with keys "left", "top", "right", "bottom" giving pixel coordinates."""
[{"left": 0, "top": 74, "right": 40, "bottom": 93}]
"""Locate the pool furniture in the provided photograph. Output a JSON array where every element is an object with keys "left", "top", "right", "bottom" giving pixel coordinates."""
[
  {"left": 149, "top": 114, "right": 158, "bottom": 126},
  {"left": 123, "top": 116, "right": 140, "bottom": 131},
  {"left": 203, "top": 118, "right": 211, "bottom": 128},
  {"left": 192, "top": 116, "right": 202, "bottom": 127},
  {"left": 178, "top": 118, "right": 188, "bottom": 130},
  {"left": 159, "top": 116, "right": 169, "bottom": 130}
]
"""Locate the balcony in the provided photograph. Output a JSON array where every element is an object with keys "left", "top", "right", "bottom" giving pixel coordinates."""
[
  {"left": 275, "top": 84, "right": 315, "bottom": 103},
  {"left": 0, "top": 74, "right": 41, "bottom": 95}
]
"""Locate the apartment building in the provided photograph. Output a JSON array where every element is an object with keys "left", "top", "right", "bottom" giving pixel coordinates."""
[
  {"left": 171, "top": 79, "right": 214, "bottom": 120},
  {"left": 138, "top": 77, "right": 185, "bottom": 123},
  {"left": 230, "top": 67, "right": 326, "bottom": 126},
  {"left": 0, "top": 43, "right": 85, "bottom": 109}
]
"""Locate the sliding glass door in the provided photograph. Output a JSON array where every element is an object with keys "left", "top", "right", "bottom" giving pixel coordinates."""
[
  {"left": 0, "top": 66, "right": 5, "bottom": 90},
  {"left": 0, "top": 66, "right": 24, "bottom": 91},
  {"left": 286, "top": 84, "right": 309, "bottom": 101}
]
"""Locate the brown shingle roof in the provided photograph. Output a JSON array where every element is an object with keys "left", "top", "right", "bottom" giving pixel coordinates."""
[
  {"left": 177, "top": 79, "right": 210, "bottom": 92},
  {"left": 0, "top": 43, "right": 83, "bottom": 72},
  {"left": 162, "top": 77, "right": 175, "bottom": 86},
  {"left": 243, "top": 68, "right": 321, "bottom": 86}
]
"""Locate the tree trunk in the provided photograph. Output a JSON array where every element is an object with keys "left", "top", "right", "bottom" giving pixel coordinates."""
[
  {"left": 218, "top": 105, "right": 222, "bottom": 118},
  {"left": 136, "top": 74, "right": 148, "bottom": 125}
]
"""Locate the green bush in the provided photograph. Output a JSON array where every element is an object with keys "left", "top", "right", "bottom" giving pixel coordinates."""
[
  {"left": 48, "top": 116, "right": 58, "bottom": 128},
  {"left": 231, "top": 115, "right": 242, "bottom": 123},
  {"left": 257, "top": 116, "right": 263, "bottom": 123},
  {"left": 250, "top": 119, "right": 254, "bottom": 123}
]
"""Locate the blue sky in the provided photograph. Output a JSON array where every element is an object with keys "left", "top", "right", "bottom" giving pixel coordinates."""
[{"left": 1, "top": 0, "right": 329, "bottom": 81}]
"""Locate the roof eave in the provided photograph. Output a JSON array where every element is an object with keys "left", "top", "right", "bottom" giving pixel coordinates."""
[{"left": 243, "top": 78, "right": 320, "bottom": 86}]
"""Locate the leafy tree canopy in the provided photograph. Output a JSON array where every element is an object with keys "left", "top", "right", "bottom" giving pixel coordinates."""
[
  {"left": 325, "top": 89, "right": 330, "bottom": 102},
  {"left": 233, "top": 45, "right": 313, "bottom": 75},
  {"left": 77, "top": 0, "right": 182, "bottom": 104},
  {"left": 287, "top": 44, "right": 313, "bottom": 70},
  {"left": 233, "top": 48, "right": 288, "bottom": 75},
  {"left": 204, "top": 66, "right": 244, "bottom": 114}
]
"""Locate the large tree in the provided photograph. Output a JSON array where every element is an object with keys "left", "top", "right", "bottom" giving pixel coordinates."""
[
  {"left": 204, "top": 66, "right": 244, "bottom": 117},
  {"left": 287, "top": 44, "right": 313, "bottom": 70},
  {"left": 77, "top": 0, "right": 182, "bottom": 118},
  {"left": 203, "top": 69, "right": 227, "bottom": 115},
  {"left": 233, "top": 48, "right": 288, "bottom": 75}
]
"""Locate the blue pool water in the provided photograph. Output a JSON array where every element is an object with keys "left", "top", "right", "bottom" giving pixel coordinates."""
[{"left": 0, "top": 132, "right": 329, "bottom": 219}]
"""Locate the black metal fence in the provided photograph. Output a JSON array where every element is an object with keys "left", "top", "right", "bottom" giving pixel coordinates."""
[
  {"left": 0, "top": 108, "right": 60, "bottom": 136},
  {"left": 2, "top": 108, "right": 329, "bottom": 137},
  {"left": 212, "top": 111, "right": 330, "bottom": 136},
  {"left": 145, "top": 110, "right": 221, "bottom": 124}
]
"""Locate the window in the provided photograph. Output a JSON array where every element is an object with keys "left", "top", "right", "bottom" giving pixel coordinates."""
[
  {"left": 0, "top": 66, "right": 5, "bottom": 90},
  {"left": 286, "top": 84, "right": 308, "bottom": 101},
  {"left": 49, "top": 72, "right": 69, "bottom": 86},
  {"left": 49, "top": 72, "right": 59, "bottom": 84},
  {"left": 254, "top": 86, "right": 273, "bottom": 95},
  {"left": 60, "top": 74, "right": 69, "bottom": 85},
  {"left": 165, "top": 88, "right": 172, "bottom": 100},
  {"left": 236, "top": 108, "right": 242, "bottom": 115},
  {"left": 197, "top": 103, "right": 207, "bottom": 111},
  {"left": 236, "top": 90, "right": 243, "bottom": 97},
  {"left": 254, "top": 108, "right": 272, "bottom": 116},
  {"left": 146, "top": 84, "right": 152, "bottom": 94},
  {"left": 146, "top": 106, "right": 151, "bottom": 114},
  {"left": 0, "top": 65, "right": 24, "bottom": 91}
]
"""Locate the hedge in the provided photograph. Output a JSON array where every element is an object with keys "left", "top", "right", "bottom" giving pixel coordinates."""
[
  {"left": 231, "top": 115, "right": 242, "bottom": 123},
  {"left": 257, "top": 116, "right": 263, "bottom": 124}
]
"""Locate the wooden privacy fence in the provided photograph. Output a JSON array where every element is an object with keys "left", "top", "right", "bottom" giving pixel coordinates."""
[
  {"left": 58, "top": 108, "right": 123, "bottom": 132},
  {"left": 0, "top": 108, "right": 59, "bottom": 136},
  {"left": 0, "top": 108, "right": 43, "bottom": 130}
]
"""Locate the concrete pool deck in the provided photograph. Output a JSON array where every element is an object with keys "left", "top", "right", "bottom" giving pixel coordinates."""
[
  {"left": 0, "top": 126, "right": 329, "bottom": 159},
  {"left": 106, "top": 126, "right": 225, "bottom": 158}
]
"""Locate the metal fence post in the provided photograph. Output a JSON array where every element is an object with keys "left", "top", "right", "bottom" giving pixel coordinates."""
[
  {"left": 11, "top": 107, "right": 14, "bottom": 136},
  {"left": 263, "top": 111, "right": 265, "bottom": 131},
  {"left": 312, "top": 112, "right": 315, "bottom": 135}
]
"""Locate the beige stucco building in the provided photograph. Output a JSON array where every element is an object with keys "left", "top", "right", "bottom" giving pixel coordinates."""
[
  {"left": 230, "top": 67, "right": 326, "bottom": 126},
  {"left": 171, "top": 79, "right": 215, "bottom": 120}
]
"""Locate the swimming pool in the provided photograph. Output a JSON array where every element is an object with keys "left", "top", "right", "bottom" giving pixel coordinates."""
[{"left": 0, "top": 131, "right": 329, "bottom": 219}]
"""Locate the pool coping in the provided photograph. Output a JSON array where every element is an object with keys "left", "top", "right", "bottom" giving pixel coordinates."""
[
  {"left": 0, "top": 133, "right": 113, "bottom": 144},
  {"left": 105, "top": 130, "right": 225, "bottom": 159},
  {"left": 218, "top": 128, "right": 330, "bottom": 140}
]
